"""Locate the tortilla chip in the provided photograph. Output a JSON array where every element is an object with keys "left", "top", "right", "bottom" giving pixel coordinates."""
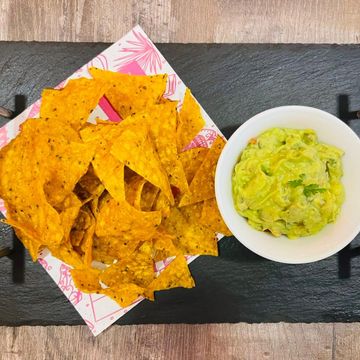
[
  {"left": 179, "top": 147, "right": 209, "bottom": 183},
  {"left": 71, "top": 268, "right": 102, "bottom": 293},
  {"left": 21, "top": 117, "right": 81, "bottom": 142},
  {"left": 179, "top": 136, "right": 225, "bottom": 207},
  {"left": 77, "top": 209, "right": 96, "bottom": 267},
  {"left": 145, "top": 255, "right": 195, "bottom": 300},
  {"left": 43, "top": 145, "right": 95, "bottom": 207},
  {"left": 0, "top": 161, "right": 63, "bottom": 255},
  {"left": 13, "top": 118, "right": 96, "bottom": 207},
  {"left": 40, "top": 77, "right": 108, "bottom": 131},
  {"left": 92, "top": 150, "right": 125, "bottom": 202},
  {"left": 146, "top": 103, "right": 189, "bottom": 195},
  {"left": 140, "top": 182, "right": 160, "bottom": 211},
  {"left": 29, "top": 123, "right": 95, "bottom": 206},
  {"left": 152, "top": 230, "right": 180, "bottom": 262},
  {"left": 68, "top": 203, "right": 96, "bottom": 267},
  {"left": 125, "top": 174, "right": 147, "bottom": 210},
  {"left": 82, "top": 226, "right": 95, "bottom": 267},
  {"left": 89, "top": 67, "right": 167, "bottom": 118},
  {"left": 0, "top": 68, "right": 223, "bottom": 303},
  {"left": 162, "top": 207, "right": 218, "bottom": 256},
  {"left": 100, "top": 242, "right": 155, "bottom": 288},
  {"left": 181, "top": 202, "right": 203, "bottom": 223},
  {"left": 101, "top": 283, "right": 144, "bottom": 307},
  {"left": 74, "top": 165, "right": 104, "bottom": 202},
  {"left": 176, "top": 88, "right": 205, "bottom": 151},
  {"left": 70, "top": 206, "right": 94, "bottom": 247},
  {"left": 200, "top": 198, "right": 232, "bottom": 236},
  {"left": 4, "top": 201, "right": 64, "bottom": 258},
  {"left": 95, "top": 194, "right": 161, "bottom": 240},
  {"left": 80, "top": 124, "right": 126, "bottom": 203},
  {"left": 57, "top": 193, "right": 82, "bottom": 242},
  {"left": 0, "top": 123, "right": 66, "bottom": 252},
  {"left": 110, "top": 116, "right": 173, "bottom": 204},
  {"left": 92, "top": 235, "right": 141, "bottom": 264},
  {"left": 80, "top": 121, "right": 124, "bottom": 143},
  {"left": 152, "top": 191, "right": 171, "bottom": 219},
  {"left": 49, "top": 242, "right": 84, "bottom": 268}
]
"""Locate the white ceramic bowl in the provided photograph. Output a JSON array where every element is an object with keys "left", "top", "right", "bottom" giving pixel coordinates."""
[{"left": 215, "top": 106, "right": 360, "bottom": 264}]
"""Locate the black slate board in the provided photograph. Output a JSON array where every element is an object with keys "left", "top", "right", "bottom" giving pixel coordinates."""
[{"left": 1, "top": 43, "right": 360, "bottom": 326}]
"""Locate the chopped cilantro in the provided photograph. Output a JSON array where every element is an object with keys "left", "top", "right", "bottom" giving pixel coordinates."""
[
  {"left": 261, "top": 164, "right": 271, "bottom": 176},
  {"left": 288, "top": 179, "right": 303, "bottom": 187},
  {"left": 288, "top": 174, "right": 306, "bottom": 187},
  {"left": 303, "top": 184, "right": 326, "bottom": 197}
]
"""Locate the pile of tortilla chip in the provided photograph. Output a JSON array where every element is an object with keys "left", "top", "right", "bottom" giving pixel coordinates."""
[{"left": 0, "top": 68, "right": 231, "bottom": 307}]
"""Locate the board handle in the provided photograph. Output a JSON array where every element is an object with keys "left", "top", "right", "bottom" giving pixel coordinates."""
[
  {"left": 0, "top": 106, "right": 13, "bottom": 119},
  {"left": 0, "top": 247, "right": 12, "bottom": 258}
]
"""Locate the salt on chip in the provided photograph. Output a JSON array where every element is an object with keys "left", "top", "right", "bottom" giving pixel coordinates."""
[
  {"left": 110, "top": 115, "right": 173, "bottom": 204},
  {"left": 95, "top": 194, "right": 161, "bottom": 240},
  {"left": 179, "top": 136, "right": 225, "bottom": 207},
  {"left": 179, "top": 147, "right": 209, "bottom": 184},
  {"left": 101, "top": 284, "right": 145, "bottom": 308},
  {"left": 40, "top": 77, "right": 109, "bottom": 131},
  {"left": 89, "top": 67, "right": 167, "bottom": 118},
  {"left": 200, "top": 198, "right": 232, "bottom": 236},
  {"left": 71, "top": 268, "right": 102, "bottom": 293},
  {"left": 176, "top": 88, "right": 205, "bottom": 151},
  {"left": 145, "top": 255, "right": 195, "bottom": 300}
]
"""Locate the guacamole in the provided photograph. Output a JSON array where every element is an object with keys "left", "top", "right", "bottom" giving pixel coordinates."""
[{"left": 232, "top": 128, "right": 344, "bottom": 238}]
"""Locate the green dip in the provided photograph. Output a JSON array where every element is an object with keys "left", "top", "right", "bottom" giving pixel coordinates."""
[{"left": 232, "top": 128, "right": 344, "bottom": 238}]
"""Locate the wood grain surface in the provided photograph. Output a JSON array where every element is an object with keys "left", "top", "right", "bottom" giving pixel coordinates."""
[
  {"left": 4, "top": 323, "right": 360, "bottom": 359},
  {"left": 0, "top": 323, "right": 337, "bottom": 360},
  {"left": 0, "top": 0, "right": 360, "bottom": 43}
]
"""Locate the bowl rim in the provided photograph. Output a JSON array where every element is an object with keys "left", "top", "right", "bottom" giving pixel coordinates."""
[{"left": 215, "top": 105, "right": 360, "bottom": 264}]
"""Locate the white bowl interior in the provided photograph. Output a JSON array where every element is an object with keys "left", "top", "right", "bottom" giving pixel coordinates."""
[{"left": 215, "top": 106, "right": 360, "bottom": 263}]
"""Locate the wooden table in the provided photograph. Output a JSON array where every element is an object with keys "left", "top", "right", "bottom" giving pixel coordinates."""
[{"left": 1, "top": 1, "right": 360, "bottom": 359}]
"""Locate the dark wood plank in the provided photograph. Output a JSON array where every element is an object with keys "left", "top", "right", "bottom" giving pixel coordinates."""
[{"left": 1, "top": 43, "right": 360, "bottom": 326}]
